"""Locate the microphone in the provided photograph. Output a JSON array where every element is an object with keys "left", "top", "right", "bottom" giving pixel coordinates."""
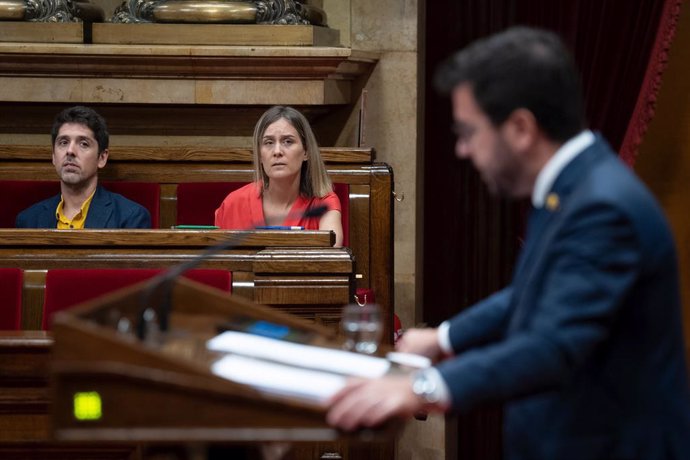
[{"left": 135, "top": 204, "right": 330, "bottom": 341}]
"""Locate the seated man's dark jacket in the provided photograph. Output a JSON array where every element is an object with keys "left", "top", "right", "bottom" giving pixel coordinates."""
[{"left": 15, "top": 185, "right": 151, "bottom": 229}]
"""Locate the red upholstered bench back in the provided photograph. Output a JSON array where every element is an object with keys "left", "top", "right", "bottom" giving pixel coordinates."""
[
  {"left": 42, "top": 268, "right": 231, "bottom": 329},
  {"left": 0, "top": 180, "right": 60, "bottom": 228},
  {"left": 0, "top": 268, "right": 22, "bottom": 330},
  {"left": 177, "top": 182, "right": 349, "bottom": 245},
  {"left": 333, "top": 183, "right": 350, "bottom": 247},
  {"left": 102, "top": 181, "right": 161, "bottom": 228},
  {"left": 176, "top": 182, "right": 245, "bottom": 226},
  {"left": 0, "top": 180, "right": 160, "bottom": 228}
]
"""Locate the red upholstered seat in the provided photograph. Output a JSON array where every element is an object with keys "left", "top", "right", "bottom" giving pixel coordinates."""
[
  {"left": 0, "top": 180, "right": 60, "bottom": 228},
  {"left": 42, "top": 268, "right": 231, "bottom": 330},
  {"left": 177, "top": 182, "right": 350, "bottom": 245},
  {"left": 102, "top": 181, "right": 161, "bottom": 228},
  {"left": 0, "top": 180, "right": 160, "bottom": 228},
  {"left": 0, "top": 268, "right": 22, "bottom": 330}
]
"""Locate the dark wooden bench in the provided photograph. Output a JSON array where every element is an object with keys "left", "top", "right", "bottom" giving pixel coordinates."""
[{"left": 0, "top": 146, "right": 394, "bottom": 338}]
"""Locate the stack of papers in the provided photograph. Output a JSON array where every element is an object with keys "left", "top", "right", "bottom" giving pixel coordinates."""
[{"left": 207, "top": 331, "right": 391, "bottom": 405}]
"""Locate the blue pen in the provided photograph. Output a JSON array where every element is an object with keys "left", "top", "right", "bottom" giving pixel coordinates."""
[{"left": 256, "top": 226, "right": 304, "bottom": 230}]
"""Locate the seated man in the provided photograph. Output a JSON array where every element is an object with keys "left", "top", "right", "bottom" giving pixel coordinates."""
[{"left": 16, "top": 106, "right": 151, "bottom": 229}]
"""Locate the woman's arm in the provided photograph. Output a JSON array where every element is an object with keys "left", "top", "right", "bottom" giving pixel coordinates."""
[{"left": 319, "top": 210, "right": 343, "bottom": 247}]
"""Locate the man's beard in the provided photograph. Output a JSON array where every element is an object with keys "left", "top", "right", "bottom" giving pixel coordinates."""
[
  {"left": 60, "top": 170, "right": 83, "bottom": 185},
  {"left": 483, "top": 137, "right": 524, "bottom": 199}
]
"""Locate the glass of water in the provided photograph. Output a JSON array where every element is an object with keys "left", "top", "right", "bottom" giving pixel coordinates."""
[{"left": 341, "top": 303, "right": 383, "bottom": 354}]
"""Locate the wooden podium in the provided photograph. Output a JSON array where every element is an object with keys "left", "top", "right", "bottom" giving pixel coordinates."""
[{"left": 50, "top": 276, "right": 397, "bottom": 459}]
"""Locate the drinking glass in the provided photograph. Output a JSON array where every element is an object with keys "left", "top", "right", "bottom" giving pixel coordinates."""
[{"left": 341, "top": 303, "right": 383, "bottom": 354}]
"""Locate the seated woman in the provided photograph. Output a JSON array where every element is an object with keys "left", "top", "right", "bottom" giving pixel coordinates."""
[{"left": 214, "top": 106, "right": 343, "bottom": 247}]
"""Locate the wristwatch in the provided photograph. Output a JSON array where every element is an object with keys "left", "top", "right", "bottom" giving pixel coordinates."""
[{"left": 411, "top": 369, "right": 442, "bottom": 405}]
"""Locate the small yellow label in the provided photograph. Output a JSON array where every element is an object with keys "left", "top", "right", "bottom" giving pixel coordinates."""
[{"left": 73, "top": 391, "right": 102, "bottom": 421}]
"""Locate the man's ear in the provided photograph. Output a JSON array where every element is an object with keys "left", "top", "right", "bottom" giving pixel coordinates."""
[
  {"left": 502, "top": 108, "right": 538, "bottom": 153},
  {"left": 98, "top": 149, "right": 109, "bottom": 169}
]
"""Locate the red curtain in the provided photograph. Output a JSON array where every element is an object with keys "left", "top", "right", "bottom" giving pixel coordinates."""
[
  {"left": 423, "top": 0, "right": 684, "bottom": 325},
  {"left": 517, "top": 0, "right": 683, "bottom": 166},
  {"left": 619, "top": 0, "right": 684, "bottom": 165},
  {"left": 424, "top": 0, "right": 682, "bottom": 169}
]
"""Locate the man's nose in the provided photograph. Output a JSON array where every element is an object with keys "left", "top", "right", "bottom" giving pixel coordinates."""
[{"left": 66, "top": 141, "right": 77, "bottom": 155}]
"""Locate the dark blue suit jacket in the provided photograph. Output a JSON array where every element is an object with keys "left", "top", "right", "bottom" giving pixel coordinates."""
[
  {"left": 15, "top": 185, "right": 151, "bottom": 229},
  {"left": 437, "top": 136, "right": 690, "bottom": 460}
]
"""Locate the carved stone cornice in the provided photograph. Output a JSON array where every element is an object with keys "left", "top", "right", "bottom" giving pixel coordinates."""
[
  {"left": 0, "top": 43, "right": 375, "bottom": 78},
  {"left": 0, "top": 43, "right": 379, "bottom": 105}
]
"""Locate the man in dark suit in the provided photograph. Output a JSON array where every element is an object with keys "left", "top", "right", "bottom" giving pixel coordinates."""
[
  {"left": 327, "top": 27, "right": 690, "bottom": 459},
  {"left": 16, "top": 106, "right": 150, "bottom": 229}
]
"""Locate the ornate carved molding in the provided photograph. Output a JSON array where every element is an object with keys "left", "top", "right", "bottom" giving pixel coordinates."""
[
  {"left": 0, "top": 0, "right": 103, "bottom": 22},
  {"left": 110, "top": 0, "right": 325, "bottom": 25},
  {"left": 255, "top": 0, "right": 308, "bottom": 25},
  {"left": 25, "top": 0, "right": 77, "bottom": 22},
  {"left": 0, "top": 0, "right": 323, "bottom": 24},
  {"left": 110, "top": 0, "right": 158, "bottom": 23}
]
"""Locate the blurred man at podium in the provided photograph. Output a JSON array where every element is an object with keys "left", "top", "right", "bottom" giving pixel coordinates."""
[{"left": 327, "top": 27, "right": 690, "bottom": 460}]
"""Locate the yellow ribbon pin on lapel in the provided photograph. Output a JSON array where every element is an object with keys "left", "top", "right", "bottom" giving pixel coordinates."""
[{"left": 546, "top": 193, "right": 560, "bottom": 212}]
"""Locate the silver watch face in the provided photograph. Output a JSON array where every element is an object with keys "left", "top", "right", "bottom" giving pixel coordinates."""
[{"left": 412, "top": 372, "right": 439, "bottom": 403}]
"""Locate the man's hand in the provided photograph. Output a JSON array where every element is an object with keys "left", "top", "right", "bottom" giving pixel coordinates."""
[
  {"left": 326, "top": 375, "right": 423, "bottom": 431},
  {"left": 396, "top": 327, "right": 443, "bottom": 362}
]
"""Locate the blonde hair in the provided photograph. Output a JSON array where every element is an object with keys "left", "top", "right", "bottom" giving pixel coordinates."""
[{"left": 252, "top": 106, "right": 332, "bottom": 197}]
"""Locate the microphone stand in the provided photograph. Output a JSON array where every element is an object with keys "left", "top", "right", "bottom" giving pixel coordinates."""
[
  {"left": 135, "top": 204, "right": 330, "bottom": 342},
  {"left": 135, "top": 230, "right": 251, "bottom": 341}
]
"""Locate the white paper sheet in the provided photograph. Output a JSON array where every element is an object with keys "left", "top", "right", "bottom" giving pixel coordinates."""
[
  {"left": 206, "top": 331, "right": 390, "bottom": 378},
  {"left": 385, "top": 351, "right": 431, "bottom": 369},
  {"left": 211, "top": 354, "right": 346, "bottom": 404}
]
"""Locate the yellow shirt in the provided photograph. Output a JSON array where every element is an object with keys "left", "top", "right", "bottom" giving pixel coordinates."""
[{"left": 55, "top": 190, "right": 96, "bottom": 229}]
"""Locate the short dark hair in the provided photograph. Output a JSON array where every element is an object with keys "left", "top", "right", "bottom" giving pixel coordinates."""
[
  {"left": 51, "top": 106, "right": 109, "bottom": 152},
  {"left": 434, "top": 27, "right": 585, "bottom": 142}
]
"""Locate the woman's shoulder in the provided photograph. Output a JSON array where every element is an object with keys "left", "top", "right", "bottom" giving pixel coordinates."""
[{"left": 304, "top": 190, "right": 341, "bottom": 212}]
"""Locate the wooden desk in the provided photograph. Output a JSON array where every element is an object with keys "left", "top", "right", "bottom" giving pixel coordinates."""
[
  {"left": 0, "top": 326, "right": 394, "bottom": 460},
  {"left": 0, "top": 331, "right": 140, "bottom": 459},
  {"left": 0, "top": 229, "right": 355, "bottom": 331}
]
